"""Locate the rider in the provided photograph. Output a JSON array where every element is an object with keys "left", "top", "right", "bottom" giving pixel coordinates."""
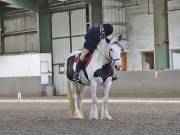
[{"left": 72, "top": 23, "right": 114, "bottom": 82}]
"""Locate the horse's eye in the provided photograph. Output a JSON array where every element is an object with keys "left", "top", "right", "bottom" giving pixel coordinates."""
[{"left": 110, "top": 48, "right": 113, "bottom": 51}]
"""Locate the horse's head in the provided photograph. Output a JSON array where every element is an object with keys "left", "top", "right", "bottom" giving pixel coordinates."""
[{"left": 108, "top": 35, "right": 124, "bottom": 71}]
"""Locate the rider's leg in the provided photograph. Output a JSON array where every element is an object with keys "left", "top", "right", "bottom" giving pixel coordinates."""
[
  {"left": 112, "top": 74, "right": 118, "bottom": 81},
  {"left": 72, "top": 49, "right": 89, "bottom": 81},
  {"left": 112, "top": 70, "right": 118, "bottom": 81}
]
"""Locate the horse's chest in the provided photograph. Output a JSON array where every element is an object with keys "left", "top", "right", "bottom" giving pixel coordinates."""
[{"left": 94, "top": 63, "right": 113, "bottom": 82}]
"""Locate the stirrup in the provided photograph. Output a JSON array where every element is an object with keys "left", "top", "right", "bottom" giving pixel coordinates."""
[{"left": 72, "top": 72, "right": 80, "bottom": 82}]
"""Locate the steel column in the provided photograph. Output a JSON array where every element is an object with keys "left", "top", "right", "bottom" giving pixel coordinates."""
[
  {"left": 153, "top": 0, "right": 169, "bottom": 70},
  {"left": 88, "top": 0, "right": 102, "bottom": 25},
  {"left": 0, "top": 10, "right": 5, "bottom": 54},
  {"left": 38, "top": 0, "right": 51, "bottom": 53}
]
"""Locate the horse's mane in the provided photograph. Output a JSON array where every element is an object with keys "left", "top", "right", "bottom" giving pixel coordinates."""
[
  {"left": 94, "top": 37, "right": 122, "bottom": 62},
  {"left": 94, "top": 39, "right": 110, "bottom": 61}
]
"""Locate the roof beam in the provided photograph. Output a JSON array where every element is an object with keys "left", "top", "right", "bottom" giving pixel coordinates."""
[{"left": 0, "top": 0, "right": 38, "bottom": 12}]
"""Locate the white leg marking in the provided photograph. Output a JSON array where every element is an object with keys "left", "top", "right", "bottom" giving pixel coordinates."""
[
  {"left": 77, "top": 85, "right": 86, "bottom": 118},
  {"left": 89, "top": 77, "right": 102, "bottom": 120},
  {"left": 101, "top": 77, "right": 112, "bottom": 120},
  {"left": 72, "top": 82, "right": 83, "bottom": 119}
]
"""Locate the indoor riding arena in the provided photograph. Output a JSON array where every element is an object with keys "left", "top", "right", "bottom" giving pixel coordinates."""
[{"left": 0, "top": 0, "right": 180, "bottom": 135}]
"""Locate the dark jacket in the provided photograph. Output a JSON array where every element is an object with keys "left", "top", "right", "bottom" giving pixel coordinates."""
[{"left": 84, "top": 26, "right": 101, "bottom": 52}]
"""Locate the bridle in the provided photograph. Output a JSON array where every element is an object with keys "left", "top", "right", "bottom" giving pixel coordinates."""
[
  {"left": 96, "top": 39, "right": 124, "bottom": 65},
  {"left": 109, "top": 40, "right": 124, "bottom": 66},
  {"left": 110, "top": 56, "right": 120, "bottom": 66}
]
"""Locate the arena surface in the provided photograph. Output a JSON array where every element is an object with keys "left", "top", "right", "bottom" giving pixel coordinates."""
[{"left": 0, "top": 98, "right": 180, "bottom": 135}]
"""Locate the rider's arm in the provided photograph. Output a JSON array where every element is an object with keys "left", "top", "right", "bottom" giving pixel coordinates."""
[{"left": 85, "top": 26, "right": 101, "bottom": 45}]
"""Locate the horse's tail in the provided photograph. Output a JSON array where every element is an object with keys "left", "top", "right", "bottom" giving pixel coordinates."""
[{"left": 66, "top": 51, "right": 81, "bottom": 118}]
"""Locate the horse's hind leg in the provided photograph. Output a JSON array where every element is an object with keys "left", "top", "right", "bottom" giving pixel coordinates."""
[
  {"left": 101, "top": 77, "right": 112, "bottom": 120},
  {"left": 71, "top": 82, "right": 83, "bottom": 118},
  {"left": 77, "top": 85, "right": 86, "bottom": 118}
]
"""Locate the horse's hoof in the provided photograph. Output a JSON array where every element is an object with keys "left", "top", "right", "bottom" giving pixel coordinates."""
[
  {"left": 89, "top": 114, "right": 98, "bottom": 120},
  {"left": 101, "top": 117, "right": 113, "bottom": 120},
  {"left": 89, "top": 117, "right": 98, "bottom": 120},
  {"left": 74, "top": 115, "right": 84, "bottom": 119},
  {"left": 106, "top": 116, "right": 113, "bottom": 120},
  {"left": 80, "top": 112, "right": 84, "bottom": 118},
  {"left": 74, "top": 113, "right": 84, "bottom": 119},
  {"left": 101, "top": 114, "right": 113, "bottom": 120}
]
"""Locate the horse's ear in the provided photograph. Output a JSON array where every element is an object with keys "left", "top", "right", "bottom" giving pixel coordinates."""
[
  {"left": 118, "top": 35, "right": 122, "bottom": 41},
  {"left": 105, "top": 37, "right": 111, "bottom": 44}
]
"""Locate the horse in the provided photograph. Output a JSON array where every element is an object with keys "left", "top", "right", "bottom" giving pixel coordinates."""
[{"left": 65, "top": 35, "right": 124, "bottom": 120}]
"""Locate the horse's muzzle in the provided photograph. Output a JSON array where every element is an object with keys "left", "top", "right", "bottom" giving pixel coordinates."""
[{"left": 115, "top": 65, "right": 120, "bottom": 71}]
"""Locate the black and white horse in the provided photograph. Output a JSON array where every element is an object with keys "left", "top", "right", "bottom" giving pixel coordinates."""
[{"left": 65, "top": 35, "right": 124, "bottom": 120}]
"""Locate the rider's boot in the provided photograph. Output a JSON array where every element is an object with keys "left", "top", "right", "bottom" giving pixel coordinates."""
[
  {"left": 112, "top": 74, "right": 118, "bottom": 81},
  {"left": 72, "top": 60, "right": 83, "bottom": 82}
]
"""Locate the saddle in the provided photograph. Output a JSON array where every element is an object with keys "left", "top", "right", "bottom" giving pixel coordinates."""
[
  {"left": 74, "top": 52, "right": 93, "bottom": 69},
  {"left": 66, "top": 51, "right": 93, "bottom": 82}
]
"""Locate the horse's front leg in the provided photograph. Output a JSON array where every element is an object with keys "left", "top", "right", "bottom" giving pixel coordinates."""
[
  {"left": 101, "top": 77, "right": 113, "bottom": 120},
  {"left": 72, "top": 82, "right": 83, "bottom": 118},
  {"left": 90, "top": 78, "right": 101, "bottom": 120}
]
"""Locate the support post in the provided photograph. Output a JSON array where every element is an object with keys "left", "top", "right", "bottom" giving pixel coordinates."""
[
  {"left": 38, "top": 0, "right": 51, "bottom": 53},
  {"left": 153, "top": 0, "right": 169, "bottom": 70},
  {"left": 88, "top": 0, "right": 102, "bottom": 26},
  {"left": 0, "top": 9, "right": 5, "bottom": 54}
]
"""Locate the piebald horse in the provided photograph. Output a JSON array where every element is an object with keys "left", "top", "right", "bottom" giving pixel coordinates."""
[{"left": 65, "top": 35, "right": 124, "bottom": 120}]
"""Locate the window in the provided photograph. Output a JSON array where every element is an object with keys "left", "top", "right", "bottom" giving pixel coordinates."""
[
  {"left": 172, "top": 50, "right": 180, "bottom": 69},
  {"left": 142, "top": 52, "right": 154, "bottom": 70}
]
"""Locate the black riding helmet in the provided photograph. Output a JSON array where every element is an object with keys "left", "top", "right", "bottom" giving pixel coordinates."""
[{"left": 102, "top": 23, "right": 113, "bottom": 36}]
